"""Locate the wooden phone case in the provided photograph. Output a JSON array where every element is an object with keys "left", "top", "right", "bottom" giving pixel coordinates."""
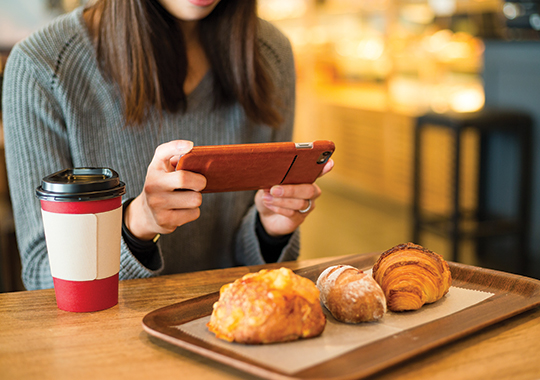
[{"left": 175, "top": 140, "right": 335, "bottom": 193}]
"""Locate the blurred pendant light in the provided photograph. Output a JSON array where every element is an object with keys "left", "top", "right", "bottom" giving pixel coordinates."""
[{"left": 428, "top": 0, "right": 457, "bottom": 16}]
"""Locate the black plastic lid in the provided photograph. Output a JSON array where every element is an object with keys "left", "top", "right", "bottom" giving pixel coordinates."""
[{"left": 36, "top": 168, "right": 126, "bottom": 202}]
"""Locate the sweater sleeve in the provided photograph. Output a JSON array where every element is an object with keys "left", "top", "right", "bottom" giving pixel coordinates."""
[
  {"left": 2, "top": 43, "right": 163, "bottom": 290},
  {"left": 233, "top": 20, "right": 301, "bottom": 266},
  {"left": 3, "top": 45, "right": 71, "bottom": 290}
]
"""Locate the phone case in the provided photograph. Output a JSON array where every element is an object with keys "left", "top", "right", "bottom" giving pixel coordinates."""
[{"left": 175, "top": 140, "right": 335, "bottom": 193}]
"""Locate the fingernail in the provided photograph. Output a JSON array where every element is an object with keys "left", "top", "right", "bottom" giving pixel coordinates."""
[
  {"left": 270, "top": 186, "right": 284, "bottom": 197},
  {"left": 176, "top": 140, "right": 193, "bottom": 152},
  {"left": 263, "top": 193, "right": 273, "bottom": 202}
]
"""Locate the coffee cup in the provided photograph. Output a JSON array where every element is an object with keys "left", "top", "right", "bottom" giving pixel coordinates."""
[{"left": 36, "top": 168, "right": 126, "bottom": 312}]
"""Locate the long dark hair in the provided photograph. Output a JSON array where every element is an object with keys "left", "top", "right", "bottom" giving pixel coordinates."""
[{"left": 84, "top": 0, "right": 283, "bottom": 128}]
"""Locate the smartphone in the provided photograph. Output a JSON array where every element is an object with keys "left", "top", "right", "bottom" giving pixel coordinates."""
[{"left": 175, "top": 140, "right": 335, "bottom": 193}]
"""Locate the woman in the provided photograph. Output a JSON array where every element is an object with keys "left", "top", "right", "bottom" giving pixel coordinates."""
[{"left": 2, "top": 0, "right": 333, "bottom": 290}]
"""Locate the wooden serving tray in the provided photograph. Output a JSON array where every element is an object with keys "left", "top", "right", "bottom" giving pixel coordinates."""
[{"left": 142, "top": 253, "right": 540, "bottom": 380}]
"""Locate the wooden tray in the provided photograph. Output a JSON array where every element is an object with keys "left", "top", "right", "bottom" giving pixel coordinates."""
[{"left": 142, "top": 253, "right": 540, "bottom": 380}]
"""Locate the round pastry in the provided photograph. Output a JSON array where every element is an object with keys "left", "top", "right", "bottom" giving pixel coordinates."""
[
  {"left": 372, "top": 242, "right": 452, "bottom": 312},
  {"left": 316, "top": 265, "right": 386, "bottom": 323},
  {"left": 207, "top": 267, "right": 326, "bottom": 344}
]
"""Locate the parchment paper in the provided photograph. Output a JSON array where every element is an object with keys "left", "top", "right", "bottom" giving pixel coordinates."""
[{"left": 178, "top": 285, "right": 493, "bottom": 374}]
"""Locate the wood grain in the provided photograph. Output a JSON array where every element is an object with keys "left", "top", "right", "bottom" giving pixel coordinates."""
[{"left": 1, "top": 254, "right": 539, "bottom": 380}]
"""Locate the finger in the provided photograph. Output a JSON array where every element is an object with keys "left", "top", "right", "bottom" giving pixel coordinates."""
[
  {"left": 298, "top": 199, "right": 313, "bottom": 213},
  {"left": 319, "top": 158, "right": 334, "bottom": 177},
  {"left": 269, "top": 183, "right": 321, "bottom": 201},
  {"left": 172, "top": 170, "right": 207, "bottom": 192},
  {"left": 152, "top": 206, "right": 202, "bottom": 232},
  {"left": 145, "top": 170, "right": 207, "bottom": 194},
  {"left": 263, "top": 192, "right": 313, "bottom": 212},
  {"left": 261, "top": 202, "right": 301, "bottom": 218},
  {"left": 150, "top": 140, "right": 194, "bottom": 171},
  {"left": 168, "top": 208, "right": 201, "bottom": 226},
  {"left": 146, "top": 187, "right": 204, "bottom": 212}
]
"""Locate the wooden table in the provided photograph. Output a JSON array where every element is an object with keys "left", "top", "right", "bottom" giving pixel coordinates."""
[{"left": 1, "top": 255, "right": 539, "bottom": 380}]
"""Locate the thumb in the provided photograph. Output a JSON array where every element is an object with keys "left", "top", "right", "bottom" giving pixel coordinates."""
[{"left": 152, "top": 140, "right": 194, "bottom": 171}]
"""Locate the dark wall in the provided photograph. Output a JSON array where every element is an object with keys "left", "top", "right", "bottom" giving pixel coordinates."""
[{"left": 482, "top": 40, "right": 540, "bottom": 277}]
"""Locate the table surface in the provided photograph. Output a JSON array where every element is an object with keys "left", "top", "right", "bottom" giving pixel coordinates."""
[{"left": 1, "top": 255, "right": 539, "bottom": 380}]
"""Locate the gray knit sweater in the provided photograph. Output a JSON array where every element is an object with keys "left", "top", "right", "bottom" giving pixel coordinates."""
[{"left": 2, "top": 7, "right": 299, "bottom": 290}]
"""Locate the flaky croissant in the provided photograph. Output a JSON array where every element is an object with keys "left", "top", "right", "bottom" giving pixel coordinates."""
[{"left": 372, "top": 242, "right": 452, "bottom": 312}]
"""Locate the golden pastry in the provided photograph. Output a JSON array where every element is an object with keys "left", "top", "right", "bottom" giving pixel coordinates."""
[
  {"left": 317, "top": 265, "right": 386, "bottom": 323},
  {"left": 372, "top": 242, "right": 452, "bottom": 312},
  {"left": 207, "top": 267, "right": 326, "bottom": 344}
]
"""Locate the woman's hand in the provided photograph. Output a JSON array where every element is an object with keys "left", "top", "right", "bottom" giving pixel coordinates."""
[
  {"left": 255, "top": 159, "right": 334, "bottom": 237},
  {"left": 124, "top": 140, "right": 207, "bottom": 241}
]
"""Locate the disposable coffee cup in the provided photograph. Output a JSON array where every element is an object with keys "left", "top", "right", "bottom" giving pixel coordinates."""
[{"left": 36, "top": 168, "right": 126, "bottom": 312}]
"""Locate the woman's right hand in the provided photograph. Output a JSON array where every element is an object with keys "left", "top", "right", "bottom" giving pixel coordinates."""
[{"left": 123, "top": 140, "right": 207, "bottom": 241}]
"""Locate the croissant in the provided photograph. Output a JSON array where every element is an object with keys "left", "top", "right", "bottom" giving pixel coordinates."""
[{"left": 372, "top": 242, "right": 452, "bottom": 312}]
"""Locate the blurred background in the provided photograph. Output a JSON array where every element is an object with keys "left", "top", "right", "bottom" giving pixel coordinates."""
[{"left": 1, "top": 0, "right": 539, "bottom": 292}]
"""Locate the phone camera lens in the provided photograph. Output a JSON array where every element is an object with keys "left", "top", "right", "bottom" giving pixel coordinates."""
[{"left": 317, "top": 151, "right": 332, "bottom": 164}]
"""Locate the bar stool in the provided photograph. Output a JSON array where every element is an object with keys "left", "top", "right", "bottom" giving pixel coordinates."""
[{"left": 412, "top": 108, "right": 533, "bottom": 273}]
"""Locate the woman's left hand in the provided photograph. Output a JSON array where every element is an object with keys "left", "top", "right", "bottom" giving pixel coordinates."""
[{"left": 254, "top": 159, "right": 334, "bottom": 237}]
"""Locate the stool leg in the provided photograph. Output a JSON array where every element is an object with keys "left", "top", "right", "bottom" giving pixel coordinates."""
[
  {"left": 476, "top": 131, "right": 489, "bottom": 262},
  {"left": 450, "top": 128, "right": 461, "bottom": 262},
  {"left": 518, "top": 126, "right": 533, "bottom": 275},
  {"left": 412, "top": 122, "right": 422, "bottom": 244}
]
